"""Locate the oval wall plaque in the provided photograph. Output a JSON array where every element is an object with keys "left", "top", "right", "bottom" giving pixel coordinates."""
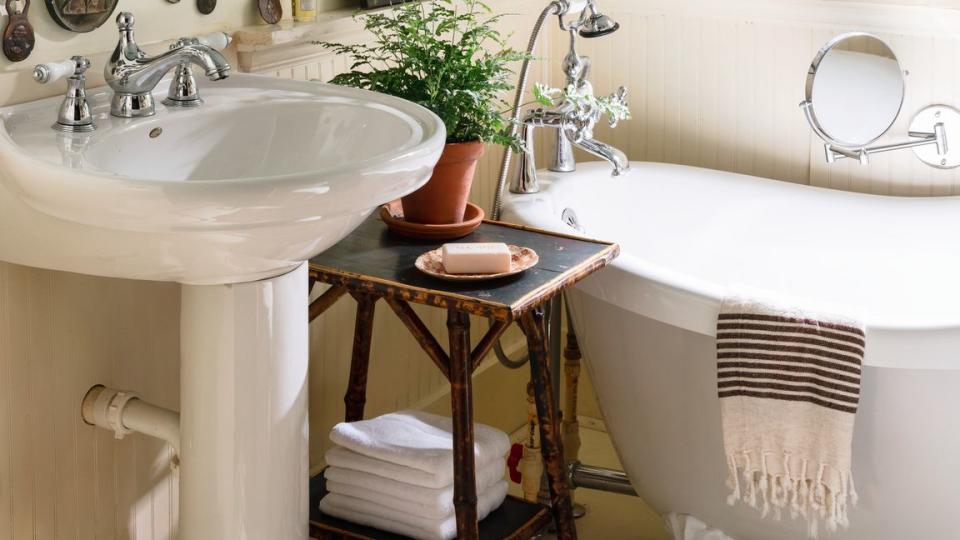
[{"left": 45, "top": 0, "right": 119, "bottom": 33}]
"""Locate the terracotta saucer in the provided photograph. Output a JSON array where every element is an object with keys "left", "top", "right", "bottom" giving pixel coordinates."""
[{"left": 380, "top": 201, "right": 484, "bottom": 241}]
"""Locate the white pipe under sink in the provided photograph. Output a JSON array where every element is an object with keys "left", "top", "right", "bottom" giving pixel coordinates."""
[
  {"left": 81, "top": 263, "right": 310, "bottom": 539},
  {"left": 81, "top": 384, "right": 181, "bottom": 453}
]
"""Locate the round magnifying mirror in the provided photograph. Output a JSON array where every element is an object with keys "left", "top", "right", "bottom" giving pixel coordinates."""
[{"left": 805, "top": 33, "right": 904, "bottom": 148}]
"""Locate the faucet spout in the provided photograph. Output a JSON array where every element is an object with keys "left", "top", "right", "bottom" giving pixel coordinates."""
[
  {"left": 573, "top": 138, "right": 630, "bottom": 176},
  {"left": 104, "top": 12, "right": 231, "bottom": 118},
  {"left": 107, "top": 45, "right": 230, "bottom": 96}
]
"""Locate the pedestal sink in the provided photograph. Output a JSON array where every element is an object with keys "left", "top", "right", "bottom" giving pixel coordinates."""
[{"left": 0, "top": 73, "right": 445, "bottom": 539}]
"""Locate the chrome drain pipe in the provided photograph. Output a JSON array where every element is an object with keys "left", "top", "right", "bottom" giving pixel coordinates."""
[{"left": 569, "top": 461, "right": 637, "bottom": 496}]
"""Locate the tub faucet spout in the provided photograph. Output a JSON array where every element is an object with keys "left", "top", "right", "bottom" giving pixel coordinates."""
[{"left": 573, "top": 137, "right": 630, "bottom": 176}]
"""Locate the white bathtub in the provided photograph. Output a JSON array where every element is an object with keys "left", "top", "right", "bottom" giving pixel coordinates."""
[{"left": 502, "top": 162, "right": 960, "bottom": 540}]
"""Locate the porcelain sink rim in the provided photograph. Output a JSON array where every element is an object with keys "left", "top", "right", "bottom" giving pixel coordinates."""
[
  {"left": 0, "top": 73, "right": 446, "bottom": 284},
  {"left": 0, "top": 74, "right": 447, "bottom": 187}
]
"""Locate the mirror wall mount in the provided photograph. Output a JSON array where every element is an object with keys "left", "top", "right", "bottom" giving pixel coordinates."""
[
  {"left": 801, "top": 101, "right": 955, "bottom": 166},
  {"left": 909, "top": 105, "right": 960, "bottom": 168}
]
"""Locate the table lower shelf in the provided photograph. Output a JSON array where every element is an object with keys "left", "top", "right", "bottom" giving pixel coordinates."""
[{"left": 309, "top": 471, "right": 551, "bottom": 540}]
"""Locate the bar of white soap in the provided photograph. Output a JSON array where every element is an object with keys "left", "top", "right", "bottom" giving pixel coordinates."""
[{"left": 442, "top": 243, "right": 512, "bottom": 275}]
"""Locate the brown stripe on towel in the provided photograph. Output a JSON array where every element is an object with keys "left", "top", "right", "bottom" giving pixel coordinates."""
[
  {"left": 717, "top": 370, "right": 860, "bottom": 394},
  {"left": 717, "top": 352, "right": 862, "bottom": 375},
  {"left": 718, "top": 313, "right": 865, "bottom": 336},
  {"left": 717, "top": 322, "right": 865, "bottom": 347},
  {"left": 716, "top": 342, "right": 862, "bottom": 365},
  {"left": 718, "top": 389, "right": 859, "bottom": 414},
  {"left": 717, "top": 332, "right": 864, "bottom": 354},
  {"left": 717, "top": 379, "right": 859, "bottom": 404},
  {"left": 717, "top": 310, "right": 863, "bottom": 413},
  {"left": 718, "top": 361, "right": 861, "bottom": 384}
]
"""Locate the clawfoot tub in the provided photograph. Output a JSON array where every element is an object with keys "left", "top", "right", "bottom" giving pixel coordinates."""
[{"left": 503, "top": 161, "right": 960, "bottom": 540}]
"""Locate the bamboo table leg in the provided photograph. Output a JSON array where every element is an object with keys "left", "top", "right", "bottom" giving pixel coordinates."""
[
  {"left": 519, "top": 306, "right": 578, "bottom": 540},
  {"left": 448, "top": 309, "right": 480, "bottom": 540},
  {"left": 344, "top": 293, "right": 377, "bottom": 422},
  {"left": 563, "top": 313, "right": 587, "bottom": 518}
]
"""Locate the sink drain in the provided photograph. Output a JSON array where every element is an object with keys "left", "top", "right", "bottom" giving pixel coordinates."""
[{"left": 149, "top": 127, "right": 163, "bottom": 139}]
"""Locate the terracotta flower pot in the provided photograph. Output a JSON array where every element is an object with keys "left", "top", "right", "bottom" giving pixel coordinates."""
[{"left": 401, "top": 141, "right": 485, "bottom": 225}]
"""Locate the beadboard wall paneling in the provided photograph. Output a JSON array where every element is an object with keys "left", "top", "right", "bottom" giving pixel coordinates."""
[
  {"left": 0, "top": 264, "right": 181, "bottom": 540},
  {"left": 561, "top": 0, "right": 960, "bottom": 195}
]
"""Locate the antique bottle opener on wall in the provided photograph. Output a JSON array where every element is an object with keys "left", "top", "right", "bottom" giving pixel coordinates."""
[
  {"left": 259, "top": 0, "right": 281, "bottom": 24},
  {"left": 197, "top": 0, "right": 215, "bottom": 14},
  {"left": 3, "top": 0, "right": 35, "bottom": 62}
]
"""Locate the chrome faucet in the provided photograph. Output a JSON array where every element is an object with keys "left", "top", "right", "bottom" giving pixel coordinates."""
[
  {"left": 511, "top": 86, "right": 630, "bottom": 193},
  {"left": 509, "top": 9, "right": 629, "bottom": 194},
  {"left": 104, "top": 12, "right": 231, "bottom": 118}
]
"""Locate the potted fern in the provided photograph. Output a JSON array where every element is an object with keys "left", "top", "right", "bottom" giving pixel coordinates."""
[{"left": 321, "top": 0, "right": 525, "bottom": 224}]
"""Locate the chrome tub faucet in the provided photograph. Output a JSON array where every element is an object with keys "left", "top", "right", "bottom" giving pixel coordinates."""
[
  {"left": 104, "top": 12, "right": 231, "bottom": 118},
  {"left": 509, "top": 7, "right": 629, "bottom": 195},
  {"left": 510, "top": 85, "right": 630, "bottom": 194}
]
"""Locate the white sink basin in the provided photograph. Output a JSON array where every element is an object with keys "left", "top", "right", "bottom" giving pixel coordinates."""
[{"left": 0, "top": 73, "right": 445, "bottom": 284}]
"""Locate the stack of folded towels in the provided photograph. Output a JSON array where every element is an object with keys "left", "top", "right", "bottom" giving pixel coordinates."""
[{"left": 320, "top": 410, "right": 511, "bottom": 540}]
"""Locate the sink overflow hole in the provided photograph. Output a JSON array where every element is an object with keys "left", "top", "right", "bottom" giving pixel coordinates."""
[{"left": 149, "top": 128, "right": 163, "bottom": 139}]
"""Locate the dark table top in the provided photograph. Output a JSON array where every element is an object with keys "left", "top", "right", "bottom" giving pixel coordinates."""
[{"left": 308, "top": 215, "right": 619, "bottom": 321}]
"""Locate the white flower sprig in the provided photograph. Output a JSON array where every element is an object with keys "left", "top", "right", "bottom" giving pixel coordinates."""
[{"left": 532, "top": 82, "right": 631, "bottom": 128}]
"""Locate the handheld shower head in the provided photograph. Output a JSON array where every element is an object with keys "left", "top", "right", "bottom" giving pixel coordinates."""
[{"left": 578, "top": 3, "right": 620, "bottom": 38}]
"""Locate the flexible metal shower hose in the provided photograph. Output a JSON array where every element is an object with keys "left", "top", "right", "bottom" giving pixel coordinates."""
[
  {"left": 491, "top": 0, "right": 563, "bottom": 222},
  {"left": 490, "top": 1, "right": 564, "bottom": 369}
]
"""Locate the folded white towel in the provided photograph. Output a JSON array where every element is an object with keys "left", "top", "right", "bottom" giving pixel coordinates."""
[
  {"left": 329, "top": 410, "right": 511, "bottom": 478},
  {"left": 325, "top": 446, "right": 449, "bottom": 489},
  {"left": 325, "top": 460, "right": 505, "bottom": 520},
  {"left": 319, "top": 480, "right": 508, "bottom": 540}
]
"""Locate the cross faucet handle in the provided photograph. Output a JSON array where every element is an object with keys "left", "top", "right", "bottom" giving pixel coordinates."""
[{"left": 606, "top": 86, "right": 629, "bottom": 128}]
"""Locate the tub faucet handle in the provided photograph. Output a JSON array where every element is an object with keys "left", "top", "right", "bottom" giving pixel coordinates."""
[{"left": 607, "top": 86, "right": 628, "bottom": 128}]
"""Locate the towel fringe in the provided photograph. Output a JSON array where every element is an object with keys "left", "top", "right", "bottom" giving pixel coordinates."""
[{"left": 726, "top": 452, "right": 855, "bottom": 538}]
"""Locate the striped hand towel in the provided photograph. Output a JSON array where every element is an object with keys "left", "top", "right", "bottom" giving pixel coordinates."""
[{"left": 717, "top": 298, "right": 863, "bottom": 537}]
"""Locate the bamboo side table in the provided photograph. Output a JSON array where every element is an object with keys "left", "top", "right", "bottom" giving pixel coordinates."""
[{"left": 307, "top": 215, "right": 618, "bottom": 540}]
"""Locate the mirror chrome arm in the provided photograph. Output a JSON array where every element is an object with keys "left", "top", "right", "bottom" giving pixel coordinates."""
[{"left": 802, "top": 100, "right": 950, "bottom": 165}]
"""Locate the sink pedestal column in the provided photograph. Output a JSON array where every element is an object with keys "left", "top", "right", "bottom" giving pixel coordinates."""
[{"left": 180, "top": 263, "right": 309, "bottom": 540}]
